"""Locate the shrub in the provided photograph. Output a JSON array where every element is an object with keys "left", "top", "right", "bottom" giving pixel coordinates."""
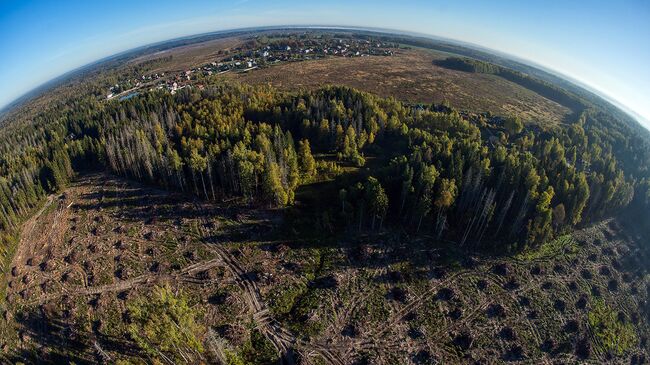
[
  {"left": 588, "top": 300, "right": 636, "bottom": 356},
  {"left": 241, "top": 329, "right": 279, "bottom": 364},
  {"left": 127, "top": 285, "right": 204, "bottom": 361}
]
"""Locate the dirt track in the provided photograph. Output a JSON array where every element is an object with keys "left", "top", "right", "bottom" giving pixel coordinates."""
[{"left": 2, "top": 174, "right": 648, "bottom": 364}]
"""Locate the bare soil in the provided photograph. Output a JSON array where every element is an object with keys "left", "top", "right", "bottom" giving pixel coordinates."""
[{"left": 0, "top": 173, "right": 648, "bottom": 364}]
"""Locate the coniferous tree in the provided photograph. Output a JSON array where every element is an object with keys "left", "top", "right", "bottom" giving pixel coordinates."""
[{"left": 297, "top": 139, "right": 316, "bottom": 182}]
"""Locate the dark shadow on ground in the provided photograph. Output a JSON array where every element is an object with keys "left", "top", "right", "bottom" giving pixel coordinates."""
[{"left": 5, "top": 305, "right": 140, "bottom": 364}]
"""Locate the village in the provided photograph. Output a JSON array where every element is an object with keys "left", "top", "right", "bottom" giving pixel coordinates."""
[{"left": 106, "top": 35, "right": 398, "bottom": 100}]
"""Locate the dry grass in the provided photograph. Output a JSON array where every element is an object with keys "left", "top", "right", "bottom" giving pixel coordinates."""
[
  {"left": 5, "top": 36, "right": 571, "bottom": 128},
  {"left": 225, "top": 49, "right": 571, "bottom": 124},
  {"left": 128, "top": 36, "right": 245, "bottom": 74}
]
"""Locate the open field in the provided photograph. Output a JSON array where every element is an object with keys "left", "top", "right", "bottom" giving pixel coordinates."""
[
  {"left": 1, "top": 173, "right": 647, "bottom": 364},
  {"left": 224, "top": 48, "right": 572, "bottom": 124},
  {"left": 0, "top": 34, "right": 247, "bottom": 126},
  {"left": 3, "top": 33, "right": 572, "bottom": 128},
  {"left": 128, "top": 36, "right": 245, "bottom": 74}
]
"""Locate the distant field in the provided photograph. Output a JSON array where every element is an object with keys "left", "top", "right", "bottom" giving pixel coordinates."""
[
  {"left": 225, "top": 49, "right": 571, "bottom": 124},
  {"left": 128, "top": 36, "right": 244, "bottom": 73},
  {"left": 3, "top": 35, "right": 571, "bottom": 127},
  {"left": 0, "top": 35, "right": 246, "bottom": 125}
]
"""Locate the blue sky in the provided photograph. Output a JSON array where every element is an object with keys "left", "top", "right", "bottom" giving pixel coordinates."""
[{"left": 1, "top": 0, "right": 649, "bottom": 127}]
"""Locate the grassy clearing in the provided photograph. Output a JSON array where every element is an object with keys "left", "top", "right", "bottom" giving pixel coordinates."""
[
  {"left": 516, "top": 235, "right": 578, "bottom": 261},
  {"left": 588, "top": 300, "right": 636, "bottom": 356}
]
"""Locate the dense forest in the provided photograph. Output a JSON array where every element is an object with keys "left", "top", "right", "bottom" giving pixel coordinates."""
[{"left": 1, "top": 74, "right": 650, "bottom": 271}]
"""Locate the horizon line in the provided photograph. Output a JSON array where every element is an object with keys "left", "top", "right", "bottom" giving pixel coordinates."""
[{"left": 1, "top": 24, "right": 648, "bottom": 129}]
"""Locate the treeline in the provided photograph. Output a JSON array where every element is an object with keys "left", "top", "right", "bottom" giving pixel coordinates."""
[
  {"left": 435, "top": 57, "right": 501, "bottom": 74},
  {"left": 85, "top": 83, "right": 646, "bottom": 250},
  {"left": 435, "top": 57, "right": 586, "bottom": 114},
  {"left": 0, "top": 106, "right": 80, "bottom": 264},
  {"left": 331, "top": 106, "right": 634, "bottom": 250},
  {"left": 0, "top": 79, "right": 649, "bottom": 261}
]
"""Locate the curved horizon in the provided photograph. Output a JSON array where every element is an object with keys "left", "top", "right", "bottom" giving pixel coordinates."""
[{"left": 1, "top": 1, "right": 649, "bottom": 128}]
